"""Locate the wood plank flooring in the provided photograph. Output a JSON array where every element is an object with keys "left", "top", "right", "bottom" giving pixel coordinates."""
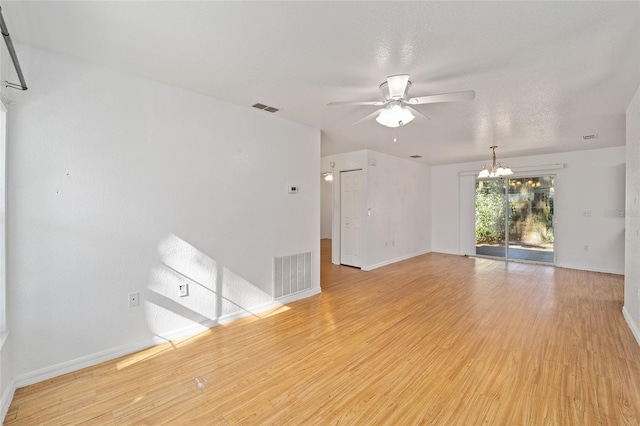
[{"left": 6, "top": 240, "right": 640, "bottom": 425}]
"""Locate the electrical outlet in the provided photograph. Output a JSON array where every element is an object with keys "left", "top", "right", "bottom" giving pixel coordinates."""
[
  {"left": 179, "top": 283, "right": 189, "bottom": 297},
  {"left": 128, "top": 292, "right": 139, "bottom": 308}
]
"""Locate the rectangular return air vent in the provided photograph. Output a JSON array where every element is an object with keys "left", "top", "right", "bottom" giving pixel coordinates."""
[
  {"left": 252, "top": 103, "right": 279, "bottom": 113},
  {"left": 273, "top": 252, "right": 312, "bottom": 299}
]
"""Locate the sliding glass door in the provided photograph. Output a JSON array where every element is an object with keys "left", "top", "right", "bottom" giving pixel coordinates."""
[
  {"left": 475, "top": 176, "right": 554, "bottom": 264},
  {"left": 475, "top": 179, "right": 507, "bottom": 259},
  {"left": 507, "top": 176, "right": 554, "bottom": 263}
]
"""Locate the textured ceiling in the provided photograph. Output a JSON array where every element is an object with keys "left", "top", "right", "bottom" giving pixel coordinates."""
[{"left": 3, "top": 1, "right": 639, "bottom": 164}]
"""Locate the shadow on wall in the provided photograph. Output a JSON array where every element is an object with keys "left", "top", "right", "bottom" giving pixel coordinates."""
[{"left": 144, "top": 234, "right": 275, "bottom": 342}]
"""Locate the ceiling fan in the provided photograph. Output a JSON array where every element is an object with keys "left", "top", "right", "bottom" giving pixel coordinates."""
[{"left": 328, "top": 74, "right": 475, "bottom": 128}]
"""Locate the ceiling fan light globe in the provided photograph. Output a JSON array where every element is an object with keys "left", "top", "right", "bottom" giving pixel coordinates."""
[
  {"left": 376, "top": 108, "right": 390, "bottom": 126},
  {"left": 400, "top": 107, "right": 415, "bottom": 124},
  {"left": 390, "top": 104, "right": 403, "bottom": 115},
  {"left": 376, "top": 104, "right": 412, "bottom": 128}
]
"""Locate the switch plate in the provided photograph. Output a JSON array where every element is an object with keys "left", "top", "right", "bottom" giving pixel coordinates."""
[
  {"left": 128, "top": 292, "right": 139, "bottom": 307},
  {"left": 288, "top": 185, "right": 299, "bottom": 194},
  {"left": 179, "top": 283, "right": 189, "bottom": 297}
]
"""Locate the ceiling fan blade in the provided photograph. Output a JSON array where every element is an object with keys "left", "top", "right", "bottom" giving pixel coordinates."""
[
  {"left": 405, "top": 105, "right": 431, "bottom": 121},
  {"left": 408, "top": 90, "right": 476, "bottom": 105},
  {"left": 327, "top": 100, "right": 385, "bottom": 106},
  {"left": 387, "top": 74, "right": 410, "bottom": 99},
  {"left": 352, "top": 108, "right": 383, "bottom": 126}
]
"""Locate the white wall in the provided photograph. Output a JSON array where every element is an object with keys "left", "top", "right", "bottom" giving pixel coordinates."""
[
  {"left": 5, "top": 45, "right": 321, "bottom": 386},
  {"left": 365, "top": 151, "right": 431, "bottom": 269},
  {"left": 321, "top": 150, "right": 431, "bottom": 270},
  {"left": 0, "top": 38, "right": 16, "bottom": 419},
  {"left": 432, "top": 146, "right": 626, "bottom": 274},
  {"left": 624, "top": 86, "right": 640, "bottom": 345}
]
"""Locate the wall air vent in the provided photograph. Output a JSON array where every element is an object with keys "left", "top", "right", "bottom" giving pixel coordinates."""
[
  {"left": 582, "top": 134, "right": 598, "bottom": 141},
  {"left": 273, "top": 252, "right": 312, "bottom": 299},
  {"left": 409, "top": 155, "right": 423, "bottom": 159},
  {"left": 252, "top": 103, "right": 280, "bottom": 113}
]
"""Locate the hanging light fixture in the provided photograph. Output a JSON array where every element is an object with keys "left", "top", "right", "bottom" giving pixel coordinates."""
[
  {"left": 375, "top": 101, "right": 415, "bottom": 128},
  {"left": 478, "top": 146, "right": 513, "bottom": 178}
]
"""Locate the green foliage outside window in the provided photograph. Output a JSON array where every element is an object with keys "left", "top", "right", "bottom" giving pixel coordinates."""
[
  {"left": 476, "top": 177, "right": 554, "bottom": 247},
  {"left": 475, "top": 181, "right": 506, "bottom": 244}
]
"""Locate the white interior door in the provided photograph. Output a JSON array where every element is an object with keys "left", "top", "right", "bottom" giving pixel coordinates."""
[{"left": 340, "top": 170, "right": 362, "bottom": 267}]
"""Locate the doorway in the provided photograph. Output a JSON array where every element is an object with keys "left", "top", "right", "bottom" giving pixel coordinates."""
[
  {"left": 320, "top": 172, "right": 333, "bottom": 240},
  {"left": 475, "top": 176, "right": 554, "bottom": 264}
]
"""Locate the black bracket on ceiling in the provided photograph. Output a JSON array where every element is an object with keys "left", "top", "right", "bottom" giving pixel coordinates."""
[{"left": 0, "top": 6, "right": 27, "bottom": 91}]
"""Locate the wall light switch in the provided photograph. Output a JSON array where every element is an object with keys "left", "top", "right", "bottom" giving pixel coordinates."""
[{"left": 288, "top": 186, "right": 299, "bottom": 194}]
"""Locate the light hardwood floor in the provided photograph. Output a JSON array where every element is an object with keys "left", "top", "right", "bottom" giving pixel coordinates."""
[{"left": 6, "top": 240, "right": 640, "bottom": 425}]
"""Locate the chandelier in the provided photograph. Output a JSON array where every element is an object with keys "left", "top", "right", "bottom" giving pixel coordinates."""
[{"left": 478, "top": 146, "right": 513, "bottom": 178}]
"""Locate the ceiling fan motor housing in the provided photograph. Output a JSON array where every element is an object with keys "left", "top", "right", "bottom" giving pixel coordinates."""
[{"left": 380, "top": 79, "right": 411, "bottom": 101}]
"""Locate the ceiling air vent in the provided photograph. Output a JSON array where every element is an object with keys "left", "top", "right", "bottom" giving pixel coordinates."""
[
  {"left": 409, "top": 155, "right": 423, "bottom": 159},
  {"left": 252, "top": 103, "right": 279, "bottom": 113},
  {"left": 582, "top": 134, "right": 598, "bottom": 141}
]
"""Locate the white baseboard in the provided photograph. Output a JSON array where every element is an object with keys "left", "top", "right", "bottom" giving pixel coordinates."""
[
  {"left": 13, "top": 289, "right": 321, "bottom": 389},
  {"left": 431, "top": 249, "right": 462, "bottom": 256},
  {"left": 155, "top": 319, "right": 219, "bottom": 342},
  {"left": 0, "top": 379, "right": 16, "bottom": 424},
  {"left": 555, "top": 262, "right": 624, "bottom": 275},
  {"left": 277, "top": 287, "right": 321, "bottom": 304},
  {"left": 623, "top": 306, "right": 640, "bottom": 347},
  {"left": 15, "top": 318, "right": 216, "bottom": 388},
  {"left": 15, "top": 337, "right": 160, "bottom": 388},
  {"left": 362, "top": 250, "right": 431, "bottom": 271},
  {"left": 433, "top": 251, "right": 624, "bottom": 275},
  {"left": 218, "top": 287, "right": 321, "bottom": 324}
]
